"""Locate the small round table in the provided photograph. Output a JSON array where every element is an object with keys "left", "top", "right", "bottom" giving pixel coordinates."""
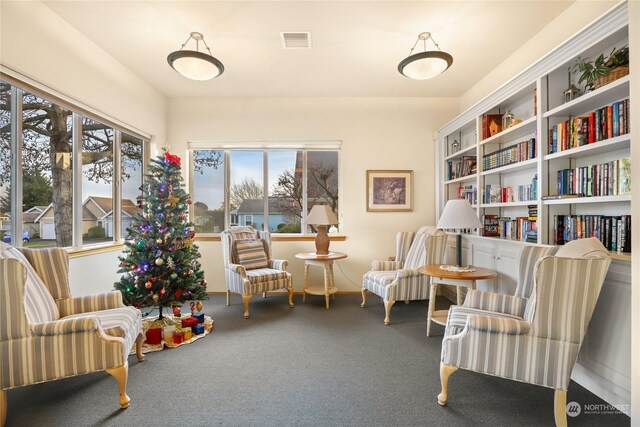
[
  {"left": 418, "top": 264, "right": 497, "bottom": 336},
  {"left": 295, "top": 252, "right": 347, "bottom": 309}
]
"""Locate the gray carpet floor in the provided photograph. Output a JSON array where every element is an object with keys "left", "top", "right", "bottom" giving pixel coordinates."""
[{"left": 5, "top": 294, "right": 630, "bottom": 426}]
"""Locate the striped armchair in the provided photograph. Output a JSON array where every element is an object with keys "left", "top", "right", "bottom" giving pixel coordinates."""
[
  {"left": 221, "top": 227, "right": 294, "bottom": 319},
  {"left": 0, "top": 244, "right": 144, "bottom": 426},
  {"left": 361, "top": 227, "right": 447, "bottom": 325},
  {"left": 438, "top": 238, "right": 611, "bottom": 427}
]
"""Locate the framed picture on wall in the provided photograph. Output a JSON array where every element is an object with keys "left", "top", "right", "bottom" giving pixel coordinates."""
[{"left": 366, "top": 170, "right": 413, "bottom": 212}]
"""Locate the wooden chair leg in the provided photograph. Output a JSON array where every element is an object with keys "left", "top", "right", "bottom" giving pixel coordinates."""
[
  {"left": 287, "top": 286, "right": 294, "bottom": 307},
  {"left": 106, "top": 362, "right": 130, "bottom": 409},
  {"left": 226, "top": 290, "right": 231, "bottom": 306},
  {"left": 135, "top": 332, "right": 145, "bottom": 362},
  {"left": 438, "top": 363, "right": 458, "bottom": 406},
  {"left": 242, "top": 295, "right": 252, "bottom": 319},
  {"left": 554, "top": 390, "right": 568, "bottom": 427},
  {"left": 383, "top": 300, "right": 395, "bottom": 325},
  {"left": 361, "top": 288, "right": 367, "bottom": 307},
  {"left": 1, "top": 389, "right": 7, "bottom": 427}
]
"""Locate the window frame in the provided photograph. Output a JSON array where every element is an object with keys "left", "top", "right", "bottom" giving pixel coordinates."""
[
  {"left": 188, "top": 142, "right": 341, "bottom": 236},
  {"left": 1, "top": 72, "right": 150, "bottom": 252}
]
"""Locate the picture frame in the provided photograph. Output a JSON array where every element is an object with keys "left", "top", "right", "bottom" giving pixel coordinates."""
[{"left": 366, "top": 170, "right": 413, "bottom": 212}]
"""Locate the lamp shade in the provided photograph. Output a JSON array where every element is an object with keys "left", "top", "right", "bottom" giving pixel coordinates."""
[
  {"left": 307, "top": 205, "right": 338, "bottom": 225},
  {"left": 437, "top": 199, "right": 481, "bottom": 230}
]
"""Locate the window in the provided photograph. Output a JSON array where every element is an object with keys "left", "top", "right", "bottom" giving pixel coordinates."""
[
  {"left": 190, "top": 145, "right": 340, "bottom": 234},
  {"left": 22, "top": 91, "right": 73, "bottom": 248},
  {"left": 0, "top": 77, "right": 149, "bottom": 249},
  {"left": 82, "top": 117, "right": 114, "bottom": 245}
]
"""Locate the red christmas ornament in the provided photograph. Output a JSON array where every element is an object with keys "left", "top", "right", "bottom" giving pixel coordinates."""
[
  {"left": 145, "top": 281, "right": 152, "bottom": 289},
  {"left": 160, "top": 288, "right": 166, "bottom": 296},
  {"left": 187, "top": 199, "right": 193, "bottom": 205},
  {"left": 173, "top": 306, "right": 181, "bottom": 316},
  {"left": 202, "top": 280, "right": 208, "bottom": 287},
  {"left": 175, "top": 289, "right": 183, "bottom": 299}
]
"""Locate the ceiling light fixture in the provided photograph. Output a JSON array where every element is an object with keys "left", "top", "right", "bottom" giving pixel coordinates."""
[
  {"left": 167, "top": 32, "right": 224, "bottom": 81},
  {"left": 398, "top": 32, "right": 453, "bottom": 80}
]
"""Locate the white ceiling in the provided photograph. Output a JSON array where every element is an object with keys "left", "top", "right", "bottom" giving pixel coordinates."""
[{"left": 43, "top": 1, "right": 577, "bottom": 99}]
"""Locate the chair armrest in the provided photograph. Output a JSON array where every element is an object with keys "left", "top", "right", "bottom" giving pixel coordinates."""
[
  {"left": 396, "top": 269, "right": 422, "bottom": 278},
  {"left": 371, "top": 260, "right": 403, "bottom": 271},
  {"left": 269, "top": 259, "right": 288, "bottom": 270},
  {"left": 58, "top": 291, "right": 125, "bottom": 317},
  {"left": 463, "top": 290, "right": 528, "bottom": 317},
  {"left": 468, "top": 314, "right": 530, "bottom": 335},
  {"left": 31, "top": 317, "right": 99, "bottom": 336},
  {"left": 227, "top": 263, "right": 247, "bottom": 277}
]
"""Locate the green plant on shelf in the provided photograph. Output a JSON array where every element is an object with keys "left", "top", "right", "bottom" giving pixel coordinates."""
[{"left": 573, "top": 46, "right": 628, "bottom": 92}]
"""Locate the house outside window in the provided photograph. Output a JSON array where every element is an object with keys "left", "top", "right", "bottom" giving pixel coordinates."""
[
  {"left": 190, "top": 143, "right": 340, "bottom": 235},
  {"left": 0, "top": 77, "right": 149, "bottom": 249}
]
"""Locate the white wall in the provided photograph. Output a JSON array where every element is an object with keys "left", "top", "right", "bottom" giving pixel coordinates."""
[
  {"left": 168, "top": 97, "right": 458, "bottom": 292},
  {"left": 0, "top": 1, "right": 167, "bottom": 296},
  {"left": 0, "top": 1, "right": 166, "bottom": 143},
  {"left": 459, "top": 0, "right": 618, "bottom": 112}
]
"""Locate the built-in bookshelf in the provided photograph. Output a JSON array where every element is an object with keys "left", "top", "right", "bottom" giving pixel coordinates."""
[{"left": 436, "top": 4, "right": 631, "bottom": 259}]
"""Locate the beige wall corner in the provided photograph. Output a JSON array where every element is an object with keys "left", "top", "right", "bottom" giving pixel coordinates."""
[{"left": 459, "top": 1, "right": 619, "bottom": 112}]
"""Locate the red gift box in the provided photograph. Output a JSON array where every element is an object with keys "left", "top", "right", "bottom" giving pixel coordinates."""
[
  {"left": 145, "top": 327, "right": 162, "bottom": 345},
  {"left": 173, "top": 331, "right": 184, "bottom": 344},
  {"left": 181, "top": 317, "right": 198, "bottom": 328}
]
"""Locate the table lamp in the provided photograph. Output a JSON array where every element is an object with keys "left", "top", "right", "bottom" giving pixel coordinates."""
[
  {"left": 307, "top": 205, "right": 338, "bottom": 255},
  {"left": 436, "top": 199, "right": 482, "bottom": 270}
]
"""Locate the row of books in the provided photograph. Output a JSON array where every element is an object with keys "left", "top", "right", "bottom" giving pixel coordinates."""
[
  {"left": 483, "top": 174, "right": 537, "bottom": 204},
  {"left": 457, "top": 184, "right": 477, "bottom": 205},
  {"left": 556, "top": 158, "right": 631, "bottom": 197},
  {"left": 448, "top": 156, "right": 477, "bottom": 180},
  {"left": 482, "top": 215, "right": 536, "bottom": 241},
  {"left": 548, "top": 98, "right": 630, "bottom": 154},
  {"left": 483, "top": 138, "right": 536, "bottom": 171},
  {"left": 554, "top": 214, "right": 631, "bottom": 253}
]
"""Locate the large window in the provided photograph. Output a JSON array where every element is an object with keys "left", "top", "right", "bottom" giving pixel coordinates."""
[
  {"left": 191, "top": 146, "right": 340, "bottom": 234},
  {"left": 0, "top": 78, "right": 148, "bottom": 249}
]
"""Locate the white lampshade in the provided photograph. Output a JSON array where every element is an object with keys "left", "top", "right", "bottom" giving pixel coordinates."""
[
  {"left": 437, "top": 199, "right": 481, "bottom": 230},
  {"left": 307, "top": 205, "right": 338, "bottom": 225}
]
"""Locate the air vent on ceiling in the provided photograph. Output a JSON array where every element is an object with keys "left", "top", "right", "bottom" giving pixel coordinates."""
[{"left": 280, "top": 32, "right": 311, "bottom": 49}]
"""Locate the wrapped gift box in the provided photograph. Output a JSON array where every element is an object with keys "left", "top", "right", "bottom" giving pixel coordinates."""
[
  {"left": 181, "top": 317, "right": 198, "bottom": 328},
  {"left": 192, "top": 312, "right": 205, "bottom": 323},
  {"left": 145, "top": 327, "right": 162, "bottom": 345},
  {"left": 193, "top": 323, "right": 205, "bottom": 335},
  {"left": 173, "top": 330, "right": 184, "bottom": 344}
]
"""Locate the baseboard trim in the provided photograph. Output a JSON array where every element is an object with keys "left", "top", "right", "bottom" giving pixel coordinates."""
[{"left": 571, "top": 363, "right": 630, "bottom": 416}]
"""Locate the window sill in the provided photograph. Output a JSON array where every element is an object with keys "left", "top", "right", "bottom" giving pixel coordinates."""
[
  {"left": 67, "top": 243, "right": 124, "bottom": 259},
  {"left": 194, "top": 235, "right": 347, "bottom": 242}
]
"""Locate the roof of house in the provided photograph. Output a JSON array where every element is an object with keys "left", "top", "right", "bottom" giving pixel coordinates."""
[
  {"left": 84, "top": 196, "right": 137, "bottom": 214},
  {"left": 237, "top": 198, "right": 295, "bottom": 215}
]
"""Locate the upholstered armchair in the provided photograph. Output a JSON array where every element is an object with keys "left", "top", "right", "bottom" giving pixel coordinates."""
[
  {"left": 438, "top": 238, "right": 611, "bottom": 427},
  {"left": 221, "top": 226, "right": 294, "bottom": 319},
  {"left": 0, "top": 244, "right": 144, "bottom": 426},
  {"left": 444, "top": 244, "right": 558, "bottom": 336},
  {"left": 361, "top": 227, "right": 447, "bottom": 325}
]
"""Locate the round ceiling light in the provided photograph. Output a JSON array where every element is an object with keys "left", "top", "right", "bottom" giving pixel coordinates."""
[
  {"left": 398, "top": 32, "right": 453, "bottom": 80},
  {"left": 167, "top": 32, "right": 224, "bottom": 81}
]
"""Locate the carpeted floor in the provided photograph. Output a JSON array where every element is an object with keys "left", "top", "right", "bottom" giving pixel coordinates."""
[{"left": 5, "top": 294, "right": 630, "bottom": 426}]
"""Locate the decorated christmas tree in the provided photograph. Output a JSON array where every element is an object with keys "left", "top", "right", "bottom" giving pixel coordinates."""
[{"left": 115, "top": 148, "right": 208, "bottom": 319}]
